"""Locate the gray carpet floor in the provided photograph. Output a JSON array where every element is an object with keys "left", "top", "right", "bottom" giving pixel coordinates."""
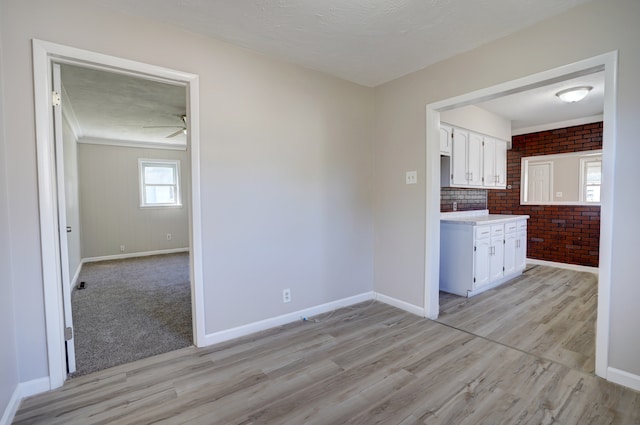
[{"left": 70, "top": 252, "right": 192, "bottom": 377}]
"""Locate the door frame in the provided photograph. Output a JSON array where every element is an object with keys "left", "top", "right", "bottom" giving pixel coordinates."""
[
  {"left": 424, "top": 51, "right": 617, "bottom": 380},
  {"left": 32, "top": 39, "right": 206, "bottom": 390}
]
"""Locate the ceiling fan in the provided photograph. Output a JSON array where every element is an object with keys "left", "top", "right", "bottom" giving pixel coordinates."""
[{"left": 144, "top": 115, "right": 187, "bottom": 138}]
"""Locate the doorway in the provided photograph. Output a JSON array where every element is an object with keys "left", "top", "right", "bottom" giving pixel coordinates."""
[
  {"left": 55, "top": 62, "right": 194, "bottom": 376},
  {"left": 32, "top": 39, "right": 205, "bottom": 390},
  {"left": 424, "top": 52, "right": 617, "bottom": 380}
]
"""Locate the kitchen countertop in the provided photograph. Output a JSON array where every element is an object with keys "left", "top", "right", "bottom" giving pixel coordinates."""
[{"left": 440, "top": 210, "right": 529, "bottom": 225}]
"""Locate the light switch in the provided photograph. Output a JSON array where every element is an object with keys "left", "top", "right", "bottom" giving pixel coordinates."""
[{"left": 406, "top": 171, "right": 417, "bottom": 185}]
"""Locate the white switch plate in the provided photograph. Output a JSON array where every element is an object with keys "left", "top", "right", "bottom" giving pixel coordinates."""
[
  {"left": 406, "top": 171, "right": 417, "bottom": 185},
  {"left": 556, "top": 192, "right": 563, "bottom": 197}
]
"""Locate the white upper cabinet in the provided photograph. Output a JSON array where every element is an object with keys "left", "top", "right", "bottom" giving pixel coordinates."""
[
  {"left": 483, "top": 137, "right": 507, "bottom": 188},
  {"left": 440, "top": 123, "right": 452, "bottom": 156},
  {"left": 441, "top": 123, "right": 509, "bottom": 190}
]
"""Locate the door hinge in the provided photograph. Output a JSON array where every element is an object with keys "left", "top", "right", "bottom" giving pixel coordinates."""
[
  {"left": 474, "top": 246, "right": 476, "bottom": 251},
  {"left": 64, "top": 326, "right": 73, "bottom": 341},
  {"left": 52, "top": 90, "right": 61, "bottom": 107},
  {"left": 473, "top": 277, "right": 476, "bottom": 283},
  {"left": 503, "top": 266, "right": 505, "bottom": 271}
]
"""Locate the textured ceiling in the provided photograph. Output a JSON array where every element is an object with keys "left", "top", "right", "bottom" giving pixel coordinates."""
[
  {"left": 61, "top": 64, "right": 187, "bottom": 147},
  {"left": 61, "top": 1, "right": 600, "bottom": 145},
  {"left": 88, "top": 0, "right": 594, "bottom": 87},
  {"left": 477, "top": 71, "right": 604, "bottom": 133}
]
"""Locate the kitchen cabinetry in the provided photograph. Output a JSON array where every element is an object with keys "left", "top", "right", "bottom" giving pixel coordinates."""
[
  {"left": 440, "top": 123, "right": 452, "bottom": 156},
  {"left": 441, "top": 124, "right": 508, "bottom": 189},
  {"left": 483, "top": 137, "right": 507, "bottom": 188},
  {"left": 451, "top": 129, "right": 483, "bottom": 186},
  {"left": 440, "top": 212, "right": 529, "bottom": 297}
]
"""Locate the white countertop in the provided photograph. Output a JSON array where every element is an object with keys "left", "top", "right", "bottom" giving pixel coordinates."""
[{"left": 440, "top": 210, "right": 529, "bottom": 225}]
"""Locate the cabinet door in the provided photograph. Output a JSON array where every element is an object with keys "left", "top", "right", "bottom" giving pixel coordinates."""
[
  {"left": 483, "top": 137, "right": 496, "bottom": 187},
  {"left": 468, "top": 132, "right": 483, "bottom": 186},
  {"left": 504, "top": 232, "right": 517, "bottom": 275},
  {"left": 474, "top": 238, "right": 491, "bottom": 288},
  {"left": 451, "top": 129, "right": 469, "bottom": 186},
  {"left": 495, "top": 140, "right": 507, "bottom": 188},
  {"left": 440, "top": 124, "right": 452, "bottom": 156},
  {"left": 516, "top": 231, "right": 527, "bottom": 271},
  {"left": 490, "top": 236, "right": 504, "bottom": 282}
]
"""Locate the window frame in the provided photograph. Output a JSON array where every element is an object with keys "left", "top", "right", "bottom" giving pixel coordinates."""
[
  {"left": 138, "top": 158, "right": 182, "bottom": 208},
  {"left": 580, "top": 156, "right": 602, "bottom": 204}
]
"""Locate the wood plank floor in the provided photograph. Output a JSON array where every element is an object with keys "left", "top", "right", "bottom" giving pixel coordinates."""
[
  {"left": 14, "top": 281, "right": 639, "bottom": 423},
  {"left": 438, "top": 265, "right": 597, "bottom": 374}
]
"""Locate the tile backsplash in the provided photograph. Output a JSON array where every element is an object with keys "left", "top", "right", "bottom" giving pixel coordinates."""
[{"left": 440, "top": 188, "right": 487, "bottom": 212}]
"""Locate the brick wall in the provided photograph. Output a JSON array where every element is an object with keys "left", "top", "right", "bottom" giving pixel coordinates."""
[
  {"left": 487, "top": 122, "right": 602, "bottom": 267},
  {"left": 441, "top": 188, "right": 487, "bottom": 212}
]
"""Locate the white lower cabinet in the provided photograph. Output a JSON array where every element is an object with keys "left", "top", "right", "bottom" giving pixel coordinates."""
[{"left": 440, "top": 216, "right": 528, "bottom": 297}]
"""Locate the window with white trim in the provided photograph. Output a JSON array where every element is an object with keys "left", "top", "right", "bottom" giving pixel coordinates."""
[
  {"left": 581, "top": 156, "right": 602, "bottom": 204},
  {"left": 139, "top": 159, "right": 181, "bottom": 207}
]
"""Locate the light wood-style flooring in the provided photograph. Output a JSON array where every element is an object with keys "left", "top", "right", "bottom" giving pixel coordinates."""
[
  {"left": 14, "top": 267, "right": 640, "bottom": 424},
  {"left": 438, "top": 265, "right": 597, "bottom": 374}
]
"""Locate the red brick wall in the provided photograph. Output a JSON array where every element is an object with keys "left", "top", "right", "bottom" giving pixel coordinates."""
[{"left": 487, "top": 122, "right": 602, "bottom": 267}]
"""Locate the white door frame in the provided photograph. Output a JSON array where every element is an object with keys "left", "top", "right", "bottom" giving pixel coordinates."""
[
  {"left": 424, "top": 51, "right": 617, "bottom": 380},
  {"left": 32, "top": 39, "right": 206, "bottom": 390}
]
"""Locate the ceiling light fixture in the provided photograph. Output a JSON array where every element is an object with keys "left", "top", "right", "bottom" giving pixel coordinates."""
[{"left": 556, "top": 86, "right": 593, "bottom": 103}]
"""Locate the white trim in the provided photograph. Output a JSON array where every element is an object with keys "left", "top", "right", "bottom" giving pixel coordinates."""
[
  {"left": 32, "top": 39, "right": 204, "bottom": 389},
  {"left": 425, "top": 52, "right": 617, "bottom": 383},
  {"left": 607, "top": 367, "right": 640, "bottom": 392},
  {"left": 424, "top": 107, "right": 441, "bottom": 320},
  {"left": 0, "top": 385, "right": 20, "bottom": 425},
  {"left": 0, "top": 378, "right": 52, "bottom": 425},
  {"left": 526, "top": 258, "right": 598, "bottom": 275},
  {"left": 375, "top": 293, "right": 425, "bottom": 317},
  {"left": 17, "top": 377, "right": 51, "bottom": 398},
  {"left": 512, "top": 114, "right": 603, "bottom": 136},
  {"left": 70, "top": 262, "right": 83, "bottom": 289},
  {"left": 82, "top": 248, "right": 189, "bottom": 264},
  {"left": 78, "top": 136, "right": 187, "bottom": 151},
  {"left": 202, "top": 292, "right": 374, "bottom": 346}
]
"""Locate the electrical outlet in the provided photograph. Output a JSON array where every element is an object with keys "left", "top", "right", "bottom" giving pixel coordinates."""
[
  {"left": 405, "top": 171, "right": 417, "bottom": 185},
  {"left": 453, "top": 201, "right": 457, "bottom": 211},
  {"left": 166, "top": 233, "right": 172, "bottom": 241},
  {"left": 119, "top": 245, "right": 125, "bottom": 252},
  {"left": 282, "top": 288, "right": 291, "bottom": 303}
]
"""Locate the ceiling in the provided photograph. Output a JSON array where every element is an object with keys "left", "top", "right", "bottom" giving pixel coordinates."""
[
  {"left": 477, "top": 71, "right": 604, "bottom": 134},
  {"left": 89, "top": 0, "right": 594, "bottom": 87},
  {"left": 61, "top": 64, "right": 187, "bottom": 148},
  {"left": 62, "top": 1, "right": 602, "bottom": 146}
]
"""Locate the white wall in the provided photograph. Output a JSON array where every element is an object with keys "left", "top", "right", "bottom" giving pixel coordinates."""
[
  {"left": 62, "top": 118, "right": 82, "bottom": 279},
  {"left": 440, "top": 105, "right": 512, "bottom": 141},
  {"left": 78, "top": 143, "right": 189, "bottom": 258},
  {"left": 0, "top": 0, "right": 374, "bottom": 382},
  {"left": 374, "top": 0, "right": 640, "bottom": 375},
  {"left": 0, "top": 7, "right": 20, "bottom": 418}
]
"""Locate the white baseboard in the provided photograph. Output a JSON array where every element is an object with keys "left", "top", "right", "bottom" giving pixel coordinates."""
[
  {"left": 526, "top": 258, "right": 598, "bottom": 275},
  {"left": 0, "top": 377, "right": 50, "bottom": 425},
  {"left": 374, "top": 292, "right": 425, "bottom": 317},
  {"left": 70, "top": 262, "right": 83, "bottom": 289},
  {"left": 0, "top": 385, "right": 21, "bottom": 425},
  {"left": 83, "top": 248, "right": 189, "bottom": 264},
  {"left": 607, "top": 367, "right": 640, "bottom": 392},
  {"left": 201, "top": 292, "right": 374, "bottom": 347}
]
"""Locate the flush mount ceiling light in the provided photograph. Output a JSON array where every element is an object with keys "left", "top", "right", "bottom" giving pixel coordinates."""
[{"left": 556, "top": 86, "right": 593, "bottom": 103}]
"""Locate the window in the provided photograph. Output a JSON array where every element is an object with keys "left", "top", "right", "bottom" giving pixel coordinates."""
[
  {"left": 520, "top": 150, "right": 602, "bottom": 206},
  {"left": 581, "top": 157, "right": 602, "bottom": 203},
  {"left": 139, "top": 159, "right": 181, "bottom": 207}
]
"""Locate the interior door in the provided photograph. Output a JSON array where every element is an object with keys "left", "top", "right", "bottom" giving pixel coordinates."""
[
  {"left": 528, "top": 163, "right": 551, "bottom": 203},
  {"left": 53, "top": 63, "right": 76, "bottom": 374}
]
